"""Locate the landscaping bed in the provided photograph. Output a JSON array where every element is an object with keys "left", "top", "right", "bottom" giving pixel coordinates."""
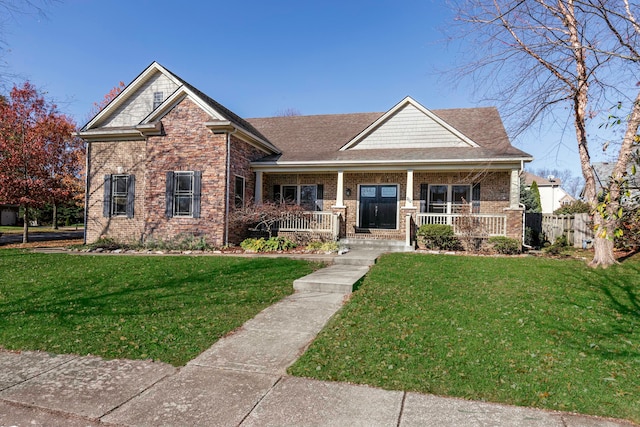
[{"left": 289, "top": 252, "right": 640, "bottom": 423}]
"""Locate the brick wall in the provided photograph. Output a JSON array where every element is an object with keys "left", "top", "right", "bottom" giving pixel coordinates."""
[
  {"left": 145, "top": 98, "right": 228, "bottom": 246},
  {"left": 227, "top": 136, "right": 272, "bottom": 243},
  {"left": 86, "top": 140, "right": 147, "bottom": 243}
]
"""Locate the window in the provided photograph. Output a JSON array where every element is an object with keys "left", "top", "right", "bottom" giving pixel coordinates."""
[
  {"left": 165, "top": 171, "right": 202, "bottom": 218},
  {"left": 277, "top": 184, "right": 324, "bottom": 211},
  {"left": 234, "top": 176, "right": 245, "bottom": 209},
  {"left": 102, "top": 174, "right": 135, "bottom": 218},
  {"left": 111, "top": 175, "right": 129, "bottom": 216},
  {"left": 424, "top": 184, "right": 473, "bottom": 214},
  {"left": 153, "top": 91, "right": 163, "bottom": 110}
]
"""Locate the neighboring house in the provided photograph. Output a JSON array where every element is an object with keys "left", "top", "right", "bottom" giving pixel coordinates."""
[
  {"left": 591, "top": 162, "right": 640, "bottom": 205},
  {"left": 79, "top": 62, "right": 533, "bottom": 247},
  {"left": 522, "top": 172, "right": 575, "bottom": 213},
  {"left": 0, "top": 204, "right": 19, "bottom": 226}
]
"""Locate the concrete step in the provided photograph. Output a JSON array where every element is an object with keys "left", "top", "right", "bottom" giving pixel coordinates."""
[
  {"left": 293, "top": 265, "right": 370, "bottom": 294},
  {"left": 340, "top": 238, "right": 414, "bottom": 253},
  {"left": 333, "top": 250, "right": 382, "bottom": 266}
]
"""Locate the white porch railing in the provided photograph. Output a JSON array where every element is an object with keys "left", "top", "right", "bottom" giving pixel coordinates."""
[
  {"left": 275, "top": 211, "right": 339, "bottom": 239},
  {"left": 416, "top": 213, "right": 507, "bottom": 236}
]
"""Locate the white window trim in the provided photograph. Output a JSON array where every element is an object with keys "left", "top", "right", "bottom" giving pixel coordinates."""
[{"left": 280, "top": 184, "right": 319, "bottom": 211}]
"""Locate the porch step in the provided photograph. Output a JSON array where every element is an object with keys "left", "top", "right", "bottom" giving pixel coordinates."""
[
  {"left": 293, "top": 265, "right": 370, "bottom": 294},
  {"left": 340, "top": 238, "right": 414, "bottom": 253},
  {"left": 334, "top": 250, "right": 383, "bottom": 267}
]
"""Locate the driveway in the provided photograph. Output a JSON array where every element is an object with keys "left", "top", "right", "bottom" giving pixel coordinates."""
[{"left": 0, "top": 230, "right": 84, "bottom": 246}]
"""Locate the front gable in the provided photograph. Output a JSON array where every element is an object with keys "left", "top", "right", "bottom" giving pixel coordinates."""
[{"left": 341, "top": 96, "right": 479, "bottom": 151}]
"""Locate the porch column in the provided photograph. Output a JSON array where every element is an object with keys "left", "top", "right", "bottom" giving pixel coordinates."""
[
  {"left": 255, "top": 171, "right": 263, "bottom": 205},
  {"left": 509, "top": 169, "right": 520, "bottom": 208},
  {"left": 335, "top": 170, "right": 345, "bottom": 207},
  {"left": 405, "top": 169, "right": 414, "bottom": 207}
]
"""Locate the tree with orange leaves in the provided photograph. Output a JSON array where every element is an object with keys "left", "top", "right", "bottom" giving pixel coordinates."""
[{"left": 0, "top": 82, "right": 82, "bottom": 242}]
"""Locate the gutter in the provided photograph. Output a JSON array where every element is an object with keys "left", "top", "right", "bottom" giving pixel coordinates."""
[
  {"left": 83, "top": 141, "right": 90, "bottom": 245},
  {"left": 224, "top": 127, "right": 238, "bottom": 246}
]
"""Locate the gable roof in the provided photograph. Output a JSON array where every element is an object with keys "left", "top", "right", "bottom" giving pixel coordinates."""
[
  {"left": 248, "top": 106, "right": 531, "bottom": 167},
  {"left": 522, "top": 171, "right": 563, "bottom": 187},
  {"left": 80, "top": 62, "right": 278, "bottom": 154},
  {"left": 340, "top": 97, "right": 479, "bottom": 151}
]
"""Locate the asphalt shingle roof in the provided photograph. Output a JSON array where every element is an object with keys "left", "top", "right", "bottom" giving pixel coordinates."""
[{"left": 247, "top": 107, "right": 531, "bottom": 163}]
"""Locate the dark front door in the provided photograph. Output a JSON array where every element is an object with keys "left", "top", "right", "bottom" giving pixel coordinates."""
[{"left": 359, "top": 185, "right": 398, "bottom": 229}]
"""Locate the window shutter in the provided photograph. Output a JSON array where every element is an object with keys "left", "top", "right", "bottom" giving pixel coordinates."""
[
  {"left": 273, "top": 184, "right": 281, "bottom": 203},
  {"left": 126, "top": 174, "right": 135, "bottom": 219},
  {"left": 103, "top": 175, "right": 112, "bottom": 218},
  {"left": 472, "top": 183, "right": 481, "bottom": 213},
  {"left": 316, "top": 184, "right": 324, "bottom": 211},
  {"left": 193, "top": 171, "right": 202, "bottom": 218},
  {"left": 419, "top": 183, "right": 429, "bottom": 213},
  {"left": 165, "top": 171, "right": 174, "bottom": 218}
]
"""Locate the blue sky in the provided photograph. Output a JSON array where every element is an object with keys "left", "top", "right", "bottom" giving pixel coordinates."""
[{"left": 1, "top": 0, "right": 594, "bottom": 177}]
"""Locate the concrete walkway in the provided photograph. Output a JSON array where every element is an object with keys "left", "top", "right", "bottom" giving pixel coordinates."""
[{"left": 0, "top": 251, "right": 636, "bottom": 426}]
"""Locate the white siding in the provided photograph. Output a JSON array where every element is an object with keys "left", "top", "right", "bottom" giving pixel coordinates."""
[
  {"left": 350, "top": 104, "right": 471, "bottom": 150},
  {"left": 99, "top": 72, "right": 179, "bottom": 128}
]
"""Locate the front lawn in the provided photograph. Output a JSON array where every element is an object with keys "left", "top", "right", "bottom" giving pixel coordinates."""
[
  {"left": 0, "top": 250, "right": 318, "bottom": 366},
  {"left": 289, "top": 253, "right": 640, "bottom": 423}
]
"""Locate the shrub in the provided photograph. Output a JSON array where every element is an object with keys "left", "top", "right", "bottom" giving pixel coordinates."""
[
  {"left": 488, "top": 236, "right": 521, "bottom": 255},
  {"left": 144, "top": 233, "right": 211, "bottom": 251},
  {"left": 240, "top": 237, "right": 297, "bottom": 252},
  {"left": 306, "top": 241, "right": 340, "bottom": 252},
  {"left": 417, "top": 224, "right": 461, "bottom": 250},
  {"left": 553, "top": 200, "right": 591, "bottom": 215}
]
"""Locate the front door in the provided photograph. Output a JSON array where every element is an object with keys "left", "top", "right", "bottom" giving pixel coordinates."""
[{"left": 359, "top": 185, "right": 398, "bottom": 229}]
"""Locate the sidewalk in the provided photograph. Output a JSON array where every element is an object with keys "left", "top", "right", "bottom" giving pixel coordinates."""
[{"left": 0, "top": 251, "right": 636, "bottom": 426}]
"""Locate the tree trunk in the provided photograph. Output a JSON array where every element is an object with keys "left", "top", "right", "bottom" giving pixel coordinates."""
[
  {"left": 52, "top": 203, "right": 58, "bottom": 230},
  {"left": 22, "top": 206, "right": 29, "bottom": 244},
  {"left": 590, "top": 214, "right": 617, "bottom": 267}
]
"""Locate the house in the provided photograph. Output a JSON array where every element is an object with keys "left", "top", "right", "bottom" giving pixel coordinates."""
[
  {"left": 522, "top": 172, "right": 576, "bottom": 213},
  {"left": 0, "top": 204, "right": 19, "bottom": 226},
  {"left": 79, "top": 62, "right": 533, "bottom": 247},
  {"left": 591, "top": 162, "right": 640, "bottom": 205}
]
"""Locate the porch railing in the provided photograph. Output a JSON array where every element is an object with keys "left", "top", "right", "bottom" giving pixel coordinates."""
[
  {"left": 275, "top": 211, "right": 339, "bottom": 239},
  {"left": 416, "top": 213, "right": 507, "bottom": 236}
]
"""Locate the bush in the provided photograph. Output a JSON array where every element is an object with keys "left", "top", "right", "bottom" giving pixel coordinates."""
[
  {"left": 144, "top": 233, "right": 211, "bottom": 251},
  {"left": 240, "top": 237, "right": 297, "bottom": 252},
  {"left": 553, "top": 200, "right": 590, "bottom": 215},
  {"left": 488, "top": 236, "right": 521, "bottom": 255},
  {"left": 306, "top": 241, "right": 340, "bottom": 252},
  {"left": 417, "top": 224, "right": 461, "bottom": 250}
]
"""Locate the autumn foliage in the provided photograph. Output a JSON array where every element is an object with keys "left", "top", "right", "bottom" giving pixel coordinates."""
[{"left": 0, "top": 82, "right": 82, "bottom": 241}]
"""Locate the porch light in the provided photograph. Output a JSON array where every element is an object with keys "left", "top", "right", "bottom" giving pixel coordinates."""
[{"left": 346, "top": 188, "right": 352, "bottom": 197}]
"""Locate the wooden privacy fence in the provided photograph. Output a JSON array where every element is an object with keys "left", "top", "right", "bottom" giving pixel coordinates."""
[{"left": 530, "top": 213, "right": 593, "bottom": 247}]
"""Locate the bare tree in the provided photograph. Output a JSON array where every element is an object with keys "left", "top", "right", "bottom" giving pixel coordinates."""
[
  {"left": 274, "top": 108, "right": 301, "bottom": 117},
  {"left": 449, "top": 0, "right": 640, "bottom": 267}
]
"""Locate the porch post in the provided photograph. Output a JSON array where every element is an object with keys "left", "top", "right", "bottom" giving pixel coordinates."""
[
  {"left": 509, "top": 169, "right": 520, "bottom": 208},
  {"left": 405, "top": 169, "right": 414, "bottom": 207},
  {"left": 255, "top": 171, "right": 263, "bottom": 205},
  {"left": 335, "top": 170, "right": 345, "bottom": 207}
]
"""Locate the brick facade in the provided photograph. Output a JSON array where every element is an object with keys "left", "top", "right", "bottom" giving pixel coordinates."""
[
  {"left": 86, "top": 98, "right": 266, "bottom": 246},
  {"left": 86, "top": 98, "right": 523, "bottom": 246}
]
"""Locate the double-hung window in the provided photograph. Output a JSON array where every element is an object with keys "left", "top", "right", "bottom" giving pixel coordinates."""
[
  {"left": 422, "top": 183, "right": 478, "bottom": 214},
  {"left": 103, "top": 174, "right": 135, "bottom": 218},
  {"left": 235, "top": 176, "right": 245, "bottom": 209},
  {"left": 275, "top": 184, "right": 324, "bottom": 211},
  {"left": 165, "top": 171, "right": 202, "bottom": 218}
]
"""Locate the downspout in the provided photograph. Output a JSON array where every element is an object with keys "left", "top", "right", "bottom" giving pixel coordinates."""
[
  {"left": 224, "top": 128, "right": 238, "bottom": 246},
  {"left": 519, "top": 162, "right": 532, "bottom": 249},
  {"left": 83, "top": 140, "right": 90, "bottom": 245}
]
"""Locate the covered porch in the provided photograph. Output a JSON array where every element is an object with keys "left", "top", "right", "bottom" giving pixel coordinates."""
[{"left": 252, "top": 167, "right": 524, "bottom": 246}]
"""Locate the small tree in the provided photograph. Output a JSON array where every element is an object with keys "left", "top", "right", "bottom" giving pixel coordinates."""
[
  {"left": 529, "top": 181, "right": 542, "bottom": 213},
  {"left": 0, "top": 82, "right": 81, "bottom": 242}
]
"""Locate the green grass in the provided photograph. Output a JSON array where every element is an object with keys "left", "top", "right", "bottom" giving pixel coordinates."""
[
  {"left": 289, "top": 253, "right": 640, "bottom": 423},
  {"left": 0, "top": 250, "right": 318, "bottom": 366}
]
